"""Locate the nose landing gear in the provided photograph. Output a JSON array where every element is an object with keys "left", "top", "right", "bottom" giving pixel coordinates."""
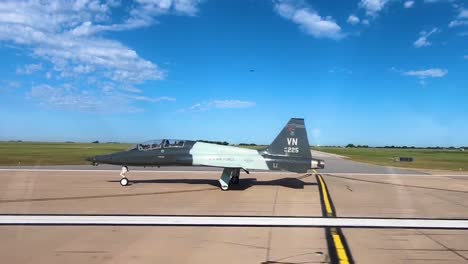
[{"left": 120, "top": 166, "right": 129, "bottom": 186}]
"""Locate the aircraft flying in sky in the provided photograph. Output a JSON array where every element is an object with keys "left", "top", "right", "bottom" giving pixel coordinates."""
[{"left": 88, "top": 118, "right": 324, "bottom": 190}]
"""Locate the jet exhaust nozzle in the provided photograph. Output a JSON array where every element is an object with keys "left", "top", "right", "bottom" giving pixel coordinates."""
[{"left": 311, "top": 159, "right": 325, "bottom": 169}]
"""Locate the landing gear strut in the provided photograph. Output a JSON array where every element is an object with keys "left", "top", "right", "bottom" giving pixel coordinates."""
[
  {"left": 120, "top": 166, "right": 129, "bottom": 186},
  {"left": 230, "top": 169, "right": 240, "bottom": 185},
  {"left": 219, "top": 168, "right": 241, "bottom": 190}
]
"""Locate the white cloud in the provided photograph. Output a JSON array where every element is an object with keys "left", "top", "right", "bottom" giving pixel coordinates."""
[
  {"left": 210, "top": 100, "right": 256, "bottom": 109},
  {"left": 183, "top": 100, "right": 256, "bottom": 112},
  {"left": 70, "top": 0, "right": 202, "bottom": 37},
  {"left": 359, "top": 0, "right": 390, "bottom": 16},
  {"left": 403, "top": 68, "right": 448, "bottom": 79},
  {"left": 464, "top": 55, "right": 468, "bottom": 60},
  {"left": 449, "top": 20, "right": 468, "bottom": 27},
  {"left": 0, "top": 0, "right": 200, "bottom": 112},
  {"left": 448, "top": 8, "right": 468, "bottom": 27},
  {"left": 0, "top": 81, "right": 21, "bottom": 92},
  {"left": 274, "top": 1, "right": 343, "bottom": 40},
  {"left": 127, "top": 95, "right": 176, "bottom": 102},
  {"left": 30, "top": 36, "right": 166, "bottom": 83},
  {"left": 121, "top": 85, "right": 143, "bottom": 93},
  {"left": 347, "top": 15, "right": 360, "bottom": 25},
  {"left": 328, "top": 67, "right": 352, "bottom": 74},
  {"left": 413, "top": 28, "right": 439, "bottom": 48},
  {"left": 424, "top": 0, "right": 455, "bottom": 3},
  {"left": 16, "top": 63, "right": 42, "bottom": 74},
  {"left": 28, "top": 84, "right": 138, "bottom": 113},
  {"left": 459, "top": 9, "right": 468, "bottom": 19},
  {"left": 28, "top": 84, "right": 174, "bottom": 113},
  {"left": 404, "top": 1, "right": 415, "bottom": 8},
  {"left": 134, "top": 0, "right": 201, "bottom": 17},
  {"left": 0, "top": 0, "right": 166, "bottom": 83}
]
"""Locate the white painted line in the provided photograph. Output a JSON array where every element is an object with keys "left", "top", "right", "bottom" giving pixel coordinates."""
[{"left": 1, "top": 215, "right": 468, "bottom": 229}]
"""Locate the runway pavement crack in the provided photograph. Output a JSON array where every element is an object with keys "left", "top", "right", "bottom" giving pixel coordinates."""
[
  {"left": 265, "top": 186, "right": 280, "bottom": 263},
  {"left": 325, "top": 174, "right": 468, "bottom": 194},
  {"left": 0, "top": 187, "right": 218, "bottom": 203},
  {"left": 417, "top": 230, "right": 468, "bottom": 262}
]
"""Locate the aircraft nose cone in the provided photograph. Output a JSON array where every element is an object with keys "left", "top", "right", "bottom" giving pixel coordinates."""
[
  {"left": 94, "top": 155, "right": 109, "bottom": 163},
  {"left": 85, "top": 156, "right": 98, "bottom": 166},
  {"left": 91, "top": 153, "right": 123, "bottom": 165},
  {"left": 86, "top": 154, "right": 114, "bottom": 165}
]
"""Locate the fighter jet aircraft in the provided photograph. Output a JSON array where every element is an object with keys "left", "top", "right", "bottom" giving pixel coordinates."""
[{"left": 88, "top": 118, "right": 324, "bottom": 190}]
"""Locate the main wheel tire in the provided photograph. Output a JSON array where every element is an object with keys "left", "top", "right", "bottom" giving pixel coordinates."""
[
  {"left": 230, "top": 176, "right": 239, "bottom": 184},
  {"left": 120, "top": 177, "right": 129, "bottom": 186}
]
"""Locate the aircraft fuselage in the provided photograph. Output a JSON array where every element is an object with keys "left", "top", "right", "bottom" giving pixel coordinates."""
[
  {"left": 88, "top": 118, "right": 325, "bottom": 190},
  {"left": 91, "top": 141, "right": 317, "bottom": 173}
]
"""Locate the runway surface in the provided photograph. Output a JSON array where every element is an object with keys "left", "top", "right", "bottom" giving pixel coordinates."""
[{"left": 2, "top": 153, "right": 468, "bottom": 263}]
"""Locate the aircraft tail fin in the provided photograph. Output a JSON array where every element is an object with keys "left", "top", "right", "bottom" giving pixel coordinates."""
[{"left": 265, "top": 118, "right": 311, "bottom": 158}]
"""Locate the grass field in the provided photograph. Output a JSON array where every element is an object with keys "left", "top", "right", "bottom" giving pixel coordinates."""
[
  {"left": 314, "top": 147, "right": 468, "bottom": 171},
  {"left": 238, "top": 145, "right": 267, "bottom": 150},
  {"left": 0, "top": 142, "right": 132, "bottom": 166}
]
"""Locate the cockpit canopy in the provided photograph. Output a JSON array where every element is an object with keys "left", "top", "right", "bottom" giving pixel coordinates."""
[{"left": 130, "top": 139, "right": 185, "bottom": 151}]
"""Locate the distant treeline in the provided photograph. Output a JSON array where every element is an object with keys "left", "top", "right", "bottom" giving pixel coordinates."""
[
  {"left": 90, "top": 141, "right": 121, "bottom": 144},
  {"left": 321, "top": 144, "right": 468, "bottom": 150},
  {"left": 197, "top": 140, "right": 229, "bottom": 145},
  {"left": 238, "top": 143, "right": 258, "bottom": 146},
  {"left": 5, "top": 140, "right": 124, "bottom": 144},
  {"left": 195, "top": 140, "right": 265, "bottom": 146}
]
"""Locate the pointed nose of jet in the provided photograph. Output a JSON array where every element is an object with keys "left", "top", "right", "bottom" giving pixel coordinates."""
[
  {"left": 87, "top": 152, "right": 127, "bottom": 166},
  {"left": 95, "top": 154, "right": 111, "bottom": 164},
  {"left": 85, "top": 156, "right": 99, "bottom": 166},
  {"left": 86, "top": 154, "right": 114, "bottom": 165}
]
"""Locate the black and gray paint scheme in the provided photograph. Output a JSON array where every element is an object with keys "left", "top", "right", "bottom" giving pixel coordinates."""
[{"left": 88, "top": 118, "right": 325, "bottom": 190}]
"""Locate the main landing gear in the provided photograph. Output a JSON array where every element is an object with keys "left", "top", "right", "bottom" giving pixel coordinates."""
[
  {"left": 120, "top": 166, "right": 129, "bottom": 186},
  {"left": 230, "top": 169, "right": 240, "bottom": 185},
  {"left": 218, "top": 168, "right": 241, "bottom": 191}
]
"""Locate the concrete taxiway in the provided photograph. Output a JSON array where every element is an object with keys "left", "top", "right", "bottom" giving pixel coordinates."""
[{"left": 1, "top": 153, "right": 468, "bottom": 263}]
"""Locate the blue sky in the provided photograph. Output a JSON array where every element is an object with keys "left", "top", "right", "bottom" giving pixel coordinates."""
[{"left": 0, "top": 0, "right": 467, "bottom": 146}]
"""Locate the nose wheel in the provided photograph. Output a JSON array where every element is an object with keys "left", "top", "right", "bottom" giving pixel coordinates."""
[
  {"left": 120, "top": 166, "right": 129, "bottom": 187},
  {"left": 120, "top": 177, "right": 129, "bottom": 186}
]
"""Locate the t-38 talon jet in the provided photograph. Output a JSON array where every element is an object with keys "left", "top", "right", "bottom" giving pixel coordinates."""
[{"left": 87, "top": 118, "right": 325, "bottom": 190}]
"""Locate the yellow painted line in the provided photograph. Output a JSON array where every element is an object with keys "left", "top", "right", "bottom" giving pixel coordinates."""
[
  {"left": 317, "top": 174, "right": 352, "bottom": 263},
  {"left": 317, "top": 175, "right": 334, "bottom": 217},
  {"left": 331, "top": 229, "right": 350, "bottom": 264}
]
